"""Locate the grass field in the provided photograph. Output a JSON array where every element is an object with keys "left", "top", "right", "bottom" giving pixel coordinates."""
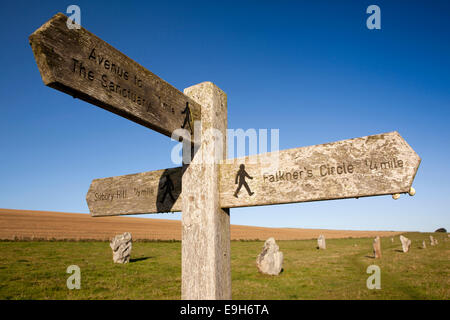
[{"left": 0, "top": 232, "right": 448, "bottom": 300}]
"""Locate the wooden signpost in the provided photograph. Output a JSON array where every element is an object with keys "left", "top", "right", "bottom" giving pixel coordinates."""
[
  {"left": 220, "top": 131, "right": 420, "bottom": 208},
  {"left": 31, "top": 13, "right": 421, "bottom": 300},
  {"left": 87, "top": 167, "right": 183, "bottom": 216},
  {"left": 87, "top": 131, "right": 420, "bottom": 216},
  {"left": 29, "top": 13, "right": 200, "bottom": 140}
]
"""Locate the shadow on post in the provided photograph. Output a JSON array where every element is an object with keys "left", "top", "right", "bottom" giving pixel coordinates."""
[{"left": 156, "top": 142, "right": 199, "bottom": 212}]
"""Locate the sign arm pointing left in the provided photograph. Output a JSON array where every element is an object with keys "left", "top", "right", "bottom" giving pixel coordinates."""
[
  {"left": 29, "top": 13, "right": 201, "bottom": 141},
  {"left": 87, "top": 167, "right": 183, "bottom": 217}
]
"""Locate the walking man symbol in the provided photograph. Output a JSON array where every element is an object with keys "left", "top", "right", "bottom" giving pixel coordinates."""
[
  {"left": 160, "top": 173, "right": 175, "bottom": 203},
  {"left": 181, "top": 102, "right": 193, "bottom": 134},
  {"left": 234, "top": 164, "right": 254, "bottom": 198}
]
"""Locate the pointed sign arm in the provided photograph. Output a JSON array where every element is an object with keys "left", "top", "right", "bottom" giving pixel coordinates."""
[
  {"left": 29, "top": 13, "right": 200, "bottom": 140},
  {"left": 86, "top": 131, "right": 421, "bottom": 217}
]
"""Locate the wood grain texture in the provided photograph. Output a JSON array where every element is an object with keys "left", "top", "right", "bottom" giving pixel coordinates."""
[
  {"left": 220, "top": 131, "right": 421, "bottom": 208},
  {"left": 181, "top": 82, "right": 231, "bottom": 300},
  {"left": 86, "top": 167, "right": 182, "bottom": 217},
  {"left": 29, "top": 13, "right": 200, "bottom": 140},
  {"left": 86, "top": 132, "right": 421, "bottom": 216}
]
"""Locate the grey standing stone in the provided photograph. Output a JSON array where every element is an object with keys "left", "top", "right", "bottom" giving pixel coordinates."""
[
  {"left": 400, "top": 235, "right": 411, "bottom": 253},
  {"left": 430, "top": 235, "right": 437, "bottom": 246},
  {"left": 317, "top": 235, "right": 326, "bottom": 250},
  {"left": 422, "top": 240, "right": 426, "bottom": 249},
  {"left": 256, "top": 238, "right": 283, "bottom": 276},
  {"left": 391, "top": 237, "right": 394, "bottom": 243},
  {"left": 110, "top": 232, "right": 132, "bottom": 264},
  {"left": 373, "top": 236, "right": 382, "bottom": 258}
]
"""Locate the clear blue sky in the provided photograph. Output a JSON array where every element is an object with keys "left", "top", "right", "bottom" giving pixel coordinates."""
[{"left": 0, "top": 0, "right": 449, "bottom": 232}]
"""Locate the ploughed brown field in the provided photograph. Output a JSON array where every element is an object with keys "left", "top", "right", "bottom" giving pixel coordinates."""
[{"left": 0, "top": 208, "right": 402, "bottom": 241}]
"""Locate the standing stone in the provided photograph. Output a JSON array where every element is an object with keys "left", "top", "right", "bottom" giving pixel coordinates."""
[
  {"left": 256, "top": 237, "right": 283, "bottom": 276},
  {"left": 422, "top": 240, "right": 426, "bottom": 249},
  {"left": 110, "top": 232, "right": 132, "bottom": 264},
  {"left": 391, "top": 237, "right": 394, "bottom": 243},
  {"left": 373, "top": 236, "right": 382, "bottom": 258},
  {"left": 430, "top": 235, "right": 437, "bottom": 246},
  {"left": 399, "top": 235, "right": 411, "bottom": 253},
  {"left": 317, "top": 235, "right": 326, "bottom": 250}
]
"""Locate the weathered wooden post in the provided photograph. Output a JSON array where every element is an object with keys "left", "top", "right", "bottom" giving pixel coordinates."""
[
  {"left": 181, "top": 82, "right": 231, "bottom": 299},
  {"left": 30, "top": 13, "right": 422, "bottom": 301}
]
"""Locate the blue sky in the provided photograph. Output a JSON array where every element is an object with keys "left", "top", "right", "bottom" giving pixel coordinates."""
[{"left": 0, "top": 0, "right": 449, "bottom": 231}]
